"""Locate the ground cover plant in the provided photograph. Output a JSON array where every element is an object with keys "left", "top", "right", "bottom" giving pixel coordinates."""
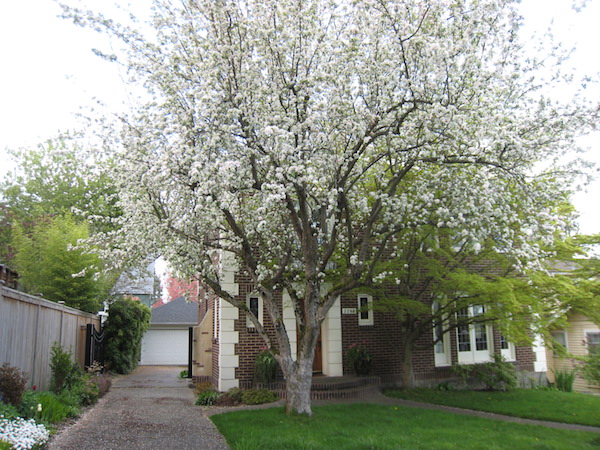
[
  {"left": 210, "top": 403, "right": 600, "bottom": 449},
  {"left": 385, "top": 388, "right": 600, "bottom": 427}
]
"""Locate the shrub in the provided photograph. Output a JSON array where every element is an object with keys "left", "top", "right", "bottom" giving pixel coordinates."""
[
  {"left": 0, "top": 440, "right": 11, "bottom": 450},
  {"left": 195, "top": 390, "right": 220, "bottom": 406},
  {"left": 346, "top": 342, "right": 372, "bottom": 375},
  {"left": 179, "top": 369, "right": 189, "bottom": 379},
  {"left": 214, "top": 387, "right": 243, "bottom": 406},
  {"left": 451, "top": 355, "right": 517, "bottom": 391},
  {"left": 471, "top": 354, "right": 518, "bottom": 391},
  {"left": 553, "top": 367, "right": 577, "bottom": 392},
  {"left": 254, "top": 350, "right": 278, "bottom": 383},
  {"left": 0, "top": 417, "right": 50, "bottom": 450},
  {"left": 103, "top": 297, "right": 151, "bottom": 374},
  {"left": 241, "top": 388, "right": 278, "bottom": 405},
  {"left": 0, "top": 363, "right": 29, "bottom": 406},
  {"left": 49, "top": 342, "right": 82, "bottom": 393}
]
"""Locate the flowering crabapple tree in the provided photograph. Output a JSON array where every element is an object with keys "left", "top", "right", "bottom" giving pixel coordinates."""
[{"left": 62, "top": 0, "right": 597, "bottom": 414}]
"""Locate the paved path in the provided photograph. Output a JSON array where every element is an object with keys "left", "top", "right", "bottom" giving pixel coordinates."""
[{"left": 48, "top": 366, "right": 229, "bottom": 450}]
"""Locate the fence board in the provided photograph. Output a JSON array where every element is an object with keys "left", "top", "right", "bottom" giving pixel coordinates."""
[{"left": 0, "top": 286, "right": 100, "bottom": 390}]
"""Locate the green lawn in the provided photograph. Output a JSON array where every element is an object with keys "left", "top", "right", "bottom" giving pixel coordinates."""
[
  {"left": 384, "top": 388, "right": 600, "bottom": 427},
  {"left": 210, "top": 404, "right": 600, "bottom": 449}
]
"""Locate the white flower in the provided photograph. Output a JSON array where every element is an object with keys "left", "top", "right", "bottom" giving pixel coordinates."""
[{"left": 0, "top": 417, "right": 50, "bottom": 450}]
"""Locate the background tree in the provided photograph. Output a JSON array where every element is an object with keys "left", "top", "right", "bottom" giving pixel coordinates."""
[
  {"left": 62, "top": 0, "right": 597, "bottom": 414},
  {"left": 12, "top": 215, "right": 112, "bottom": 313},
  {"left": 0, "top": 133, "right": 119, "bottom": 264},
  {"left": 103, "top": 297, "right": 152, "bottom": 374}
]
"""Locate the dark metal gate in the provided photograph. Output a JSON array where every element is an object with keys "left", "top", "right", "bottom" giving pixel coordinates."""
[{"left": 85, "top": 323, "right": 106, "bottom": 368}]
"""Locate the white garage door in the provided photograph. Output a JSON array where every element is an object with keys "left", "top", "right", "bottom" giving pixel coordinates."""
[{"left": 140, "top": 328, "right": 189, "bottom": 365}]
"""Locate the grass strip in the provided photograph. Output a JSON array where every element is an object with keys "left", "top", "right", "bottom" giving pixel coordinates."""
[
  {"left": 384, "top": 388, "right": 600, "bottom": 427},
  {"left": 211, "top": 403, "right": 600, "bottom": 449}
]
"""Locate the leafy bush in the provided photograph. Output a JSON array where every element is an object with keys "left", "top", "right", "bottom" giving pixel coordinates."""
[
  {"left": 195, "top": 390, "right": 220, "bottom": 406},
  {"left": 49, "top": 342, "right": 82, "bottom": 393},
  {"left": 451, "top": 355, "right": 517, "bottom": 391},
  {"left": 0, "top": 363, "right": 29, "bottom": 406},
  {"left": 240, "top": 388, "right": 278, "bottom": 405},
  {"left": 179, "top": 369, "right": 189, "bottom": 379},
  {"left": 214, "top": 387, "right": 244, "bottom": 406},
  {"left": 103, "top": 297, "right": 151, "bottom": 374},
  {"left": 346, "top": 342, "right": 372, "bottom": 375},
  {"left": 553, "top": 368, "right": 577, "bottom": 392},
  {"left": 471, "top": 354, "right": 518, "bottom": 391},
  {"left": 0, "top": 440, "right": 11, "bottom": 450},
  {"left": 0, "top": 402, "right": 19, "bottom": 420},
  {"left": 0, "top": 417, "right": 49, "bottom": 450},
  {"left": 254, "top": 350, "right": 278, "bottom": 383}
]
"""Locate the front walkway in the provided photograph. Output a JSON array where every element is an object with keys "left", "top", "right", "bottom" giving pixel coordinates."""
[{"left": 48, "top": 366, "right": 229, "bottom": 450}]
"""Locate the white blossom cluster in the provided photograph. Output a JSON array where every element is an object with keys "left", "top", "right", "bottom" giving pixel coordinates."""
[
  {"left": 61, "top": 0, "right": 595, "bottom": 347},
  {"left": 0, "top": 417, "right": 50, "bottom": 450}
]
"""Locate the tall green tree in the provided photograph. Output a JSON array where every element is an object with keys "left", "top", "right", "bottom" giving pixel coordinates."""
[
  {"left": 12, "top": 215, "right": 110, "bottom": 313},
  {"left": 0, "top": 133, "right": 119, "bottom": 264},
  {"left": 62, "top": 0, "right": 596, "bottom": 414}
]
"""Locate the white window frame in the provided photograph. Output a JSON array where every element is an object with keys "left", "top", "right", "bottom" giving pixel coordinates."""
[
  {"left": 432, "top": 301, "right": 451, "bottom": 367},
  {"left": 246, "top": 293, "right": 263, "bottom": 328},
  {"left": 585, "top": 330, "right": 600, "bottom": 352},
  {"left": 499, "top": 333, "right": 516, "bottom": 361},
  {"left": 456, "top": 305, "right": 493, "bottom": 364},
  {"left": 357, "top": 294, "right": 374, "bottom": 326},
  {"left": 550, "top": 330, "right": 568, "bottom": 356}
]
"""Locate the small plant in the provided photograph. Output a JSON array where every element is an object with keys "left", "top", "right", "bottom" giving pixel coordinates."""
[
  {"left": 179, "top": 369, "right": 189, "bottom": 379},
  {"left": 0, "top": 402, "right": 20, "bottom": 420},
  {"left": 346, "top": 341, "right": 372, "bottom": 376},
  {"left": 254, "top": 349, "right": 278, "bottom": 383},
  {"left": 195, "top": 390, "right": 220, "bottom": 406},
  {"left": 49, "top": 342, "right": 82, "bottom": 393},
  {"left": 0, "top": 363, "right": 29, "bottom": 406},
  {"left": 0, "top": 417, "right": 50, "bottom": 450},
  {"left": 553, "top": 367, "right": 577, "bottom": 392},
  {"left": 19, "top": 391, "right": 78, "bottom": 424},
  {"left": 194, "top": 381, "right": 215, "bottom": 395},
  {"left": 241, "top": 388, "right": 278, "bottom": 405}
]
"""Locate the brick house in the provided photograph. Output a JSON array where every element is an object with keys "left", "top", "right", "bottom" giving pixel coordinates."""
[{"left": 191, "top": 253, "right": 547, "bottom": 391}]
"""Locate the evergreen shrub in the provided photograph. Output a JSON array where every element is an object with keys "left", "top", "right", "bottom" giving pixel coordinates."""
[{"left": 103, "top": 297, "right": 151, "bottom": 374}]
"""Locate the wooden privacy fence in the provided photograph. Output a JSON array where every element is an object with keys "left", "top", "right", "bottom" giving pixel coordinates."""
[{"left": 0, "top": 286, "right": 100, "bottom": 390}]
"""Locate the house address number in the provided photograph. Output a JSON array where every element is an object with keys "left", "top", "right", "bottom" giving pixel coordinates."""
[{"left": 342, "top": 308, "right": 357, "bottom": 315}]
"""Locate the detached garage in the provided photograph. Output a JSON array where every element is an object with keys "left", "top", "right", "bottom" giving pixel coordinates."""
[{"left": 140, "top": 297, "right": 199, "bottom": 365}]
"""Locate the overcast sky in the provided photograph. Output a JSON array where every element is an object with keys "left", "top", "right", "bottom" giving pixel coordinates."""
[{"left": 0, "top": 0, "right": 598, "bottom": 234}]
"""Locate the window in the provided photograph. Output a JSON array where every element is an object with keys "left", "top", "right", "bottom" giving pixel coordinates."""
[
  {"left": 357, "top": 294, "right": 373, "bottom": 326},
  {"left": 499, "top": 333, "right": 516, "bottom": 361},
  {"left": 246, "top": 293, "right": 263, "bottom": 328},
  {"left": 456, "top": 305, "right": 493, "bottom": 364},
  {"left": 432, "top": 301, "right": 450, "bottom": 366},
  {"left": 586, "top": 331, "right": 600, "bottom": 351},
  {"left": 551, "top": 330, "right": 567, "bottom": 356}
]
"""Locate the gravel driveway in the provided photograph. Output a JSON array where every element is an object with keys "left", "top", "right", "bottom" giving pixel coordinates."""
[{"left": 48, "top": 366, "right": 229, "bottom": 450}]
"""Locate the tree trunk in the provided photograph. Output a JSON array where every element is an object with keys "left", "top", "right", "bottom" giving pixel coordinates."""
[
  {"left": 284, "top": 357, "right": 314, "bottom": 415},
  {"left": 401, "top": 342, "right": 415, "bottom": 388}
]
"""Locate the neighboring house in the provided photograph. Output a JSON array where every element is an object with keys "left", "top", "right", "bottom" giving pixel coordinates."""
[
  {"left": 0, "top": 264, "right": 19, "bottom": 289},
  {"left": 140, "top": 296, "right": 199, "bottom": 366},
  {"left": 192, "top": 254, "right": 546, "bottom": 391},
  {"left": 546, "top": 312, "right": 600, "bottom": 393},
  {"left": 544, "top": 260, "right": 600, "bottom": 393},
  {"left": 111, "top": 260, "right": 160, "bottom": 308}
]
